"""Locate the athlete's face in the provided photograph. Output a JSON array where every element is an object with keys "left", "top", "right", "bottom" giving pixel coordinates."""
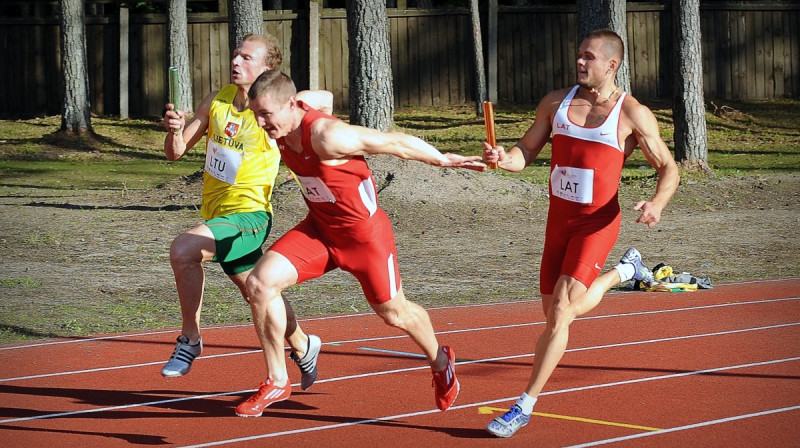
[
  {"left": 576, "top": 38, "right": 614, "bottom": 90},
  {"left": 230, "top": 40, "right": 269, "bottom": 86},
  {"left": 251, "top": 94, "right": 295, "bottom": 139}
]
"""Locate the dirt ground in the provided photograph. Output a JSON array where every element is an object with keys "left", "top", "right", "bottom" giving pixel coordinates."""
[{"left": 1, "top": 156, "right": 798, "bottom": 342}]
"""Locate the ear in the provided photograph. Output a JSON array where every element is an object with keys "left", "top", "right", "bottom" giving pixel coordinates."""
[{"left": 607, "top": 59, "right": 618, "bottom": 74}]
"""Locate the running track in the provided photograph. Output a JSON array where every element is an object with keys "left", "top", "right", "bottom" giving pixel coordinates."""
[{"left": 2, "top": 278, "right": 799, "bottom": 447}]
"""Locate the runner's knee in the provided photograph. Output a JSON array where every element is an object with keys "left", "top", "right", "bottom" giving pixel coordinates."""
[{"left": 245, "top": 274, "right": 282, "bottom": 304}]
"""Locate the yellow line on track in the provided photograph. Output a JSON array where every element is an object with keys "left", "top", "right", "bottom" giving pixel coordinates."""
[{"left": 479, "top": 406, "right": 662, "bottom": 431}]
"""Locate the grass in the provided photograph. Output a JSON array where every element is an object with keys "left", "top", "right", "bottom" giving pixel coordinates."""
[
  {"left": 0, "top": 98, "right": 798, "bottom": 344},
  {"left": 1, "top": 99, "right": 798, "bottom": 192}
]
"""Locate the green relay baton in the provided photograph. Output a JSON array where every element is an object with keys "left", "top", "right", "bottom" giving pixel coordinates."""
[{"left": 168, "top": 66, "right": 180, "bottom": 132}]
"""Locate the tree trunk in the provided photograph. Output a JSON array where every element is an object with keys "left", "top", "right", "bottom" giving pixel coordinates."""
[
  {"left": 346, "top": 0, "right": 393, "bottom": 131},
  {"left": 168, "top": 0, "right": 193, "bottom": 113},
  {"left": 228, "top": 0, "right": 263, "bottom": 56},
  {"left": 577, "top": 0, "right": 631, "bottom": 94},
  {"left": 470, "top": 0, "right": 487, "bottom": 116},
  {"left": 59, "top": 0, "right": 93, "bottom": 134},
  {"left": 672, "top": 0, "right": 710, "bottom": 172}
]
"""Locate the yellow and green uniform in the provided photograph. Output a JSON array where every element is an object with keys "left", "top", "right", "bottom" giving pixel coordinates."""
[
  {"left": 202, "top": 84, "right": 279, "bottom": 220},
  {"left": 201, "top": 84, "right": 279, "bottom": 275}
]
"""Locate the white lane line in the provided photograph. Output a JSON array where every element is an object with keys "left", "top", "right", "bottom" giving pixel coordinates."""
[
  {"left": 171, "top": 356, "right": 800, "bottom": 448},
  {"left": 3, "top": 277, "right": 797, "bottom": 351},
  {"left": 3, "top": 297, "right": 798, "bottom": 383},
  {"left": 2, "top": 326, "right": 798, "bottom": 425},
  {"left": 562, "top": 405, "right": 800, "bottom": 448}
]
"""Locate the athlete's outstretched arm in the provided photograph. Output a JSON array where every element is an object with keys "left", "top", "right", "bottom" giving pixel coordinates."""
[{"left": 310, "top": 119, "right": 486, "bottom": 171}]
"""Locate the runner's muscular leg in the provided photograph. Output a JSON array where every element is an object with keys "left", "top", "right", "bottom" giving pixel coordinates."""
[
  {"left": 229, "top": 271, "right": 309, "bottom": 358},
  {"left": 245, "top": 250, "right": 300, "bottom": 385},
  {"left": 371, "top": 287, "right": 448, "bottom": 371},
  {"left": 170, "top": 224, "right": 216, "bottom": 344},
  {"left": 524, "top": 268, "right": 625, "bottom": 397}
]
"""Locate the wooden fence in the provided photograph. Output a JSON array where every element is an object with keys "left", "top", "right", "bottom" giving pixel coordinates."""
[{"left": 0, "top": 2, "right": 798, "bottom": 119}]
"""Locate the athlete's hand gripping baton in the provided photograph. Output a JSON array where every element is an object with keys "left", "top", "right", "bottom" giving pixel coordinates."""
[
  {"left": 483, "top": 101, "right": 498, "bottom": 170},
  {"left": 168, "top": 67, "right": 180, "bottom": 132}
]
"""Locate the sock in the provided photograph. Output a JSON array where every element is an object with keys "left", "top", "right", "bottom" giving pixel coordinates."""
[
  {"left": 615, "top": 263, "right": 635, "bottom": 282},
  {"left": 516, "top": 392, "right": 537, "bottom": 415}
]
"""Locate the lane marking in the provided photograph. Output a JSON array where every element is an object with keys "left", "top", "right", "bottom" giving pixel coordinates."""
[
  {"left": 2, "top": 352, "right": 798, "bottom": 426},
  {"left": 3, "top": 299, "right": 798, "bottom": 383},
  {"left": 171, "top": 357, "right": 800, "bottom": 447},
  {"left": 562, "top": 405, "right": 800, "bottom": 448},
  {"left": 478, "top": 406, "right": 661, "bottom": 431},
  {"left": 358, "top": 347, "right": 427, "bottom": 359},
  {"left": 3, "top": 320, "right": 799, "bottom": 384},
  {"left": 1, "top": 279, "right": 796, "bottom": 351}
]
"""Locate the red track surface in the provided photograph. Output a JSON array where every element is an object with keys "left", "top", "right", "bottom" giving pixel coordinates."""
[{"left": 2, "top": 278, "right": 799, "bottom": 447}]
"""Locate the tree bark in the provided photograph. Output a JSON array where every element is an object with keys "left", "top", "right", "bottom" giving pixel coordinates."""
[
  {"left": 672, "top": 0, "right": 710, "bottom": 171},
  {"left": 470, "top": 0, "right": 487, "bottom": 116},
  {"left": 577, "top": 0, "right": 631, "bottom": 94},
  {"left": 228, "top": 0, "right": 263, "bottom": 56},
  {"left": 59, "top": 0, "right": 93, "bottom": 134},
  {"left": 346, "top": 0, "right": 393, "bottom": 131},
  {"left": 168, "top": 0, "right": 193, "bottom": 113}
]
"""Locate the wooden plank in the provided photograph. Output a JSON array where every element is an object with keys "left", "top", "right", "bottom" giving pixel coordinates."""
[
  {"left": 754, "top": 11, "right": 767, "bottom": 98},
  {"left": 210, "top": 22, "right": 223, "bottom": 91},
  {"left": 701, "top": 10, "right": 715, "bottom": 97},
  {"left": 445, "top": 14, "right": 459, "bottom": 104},
  {"left": 559, "top": 12, "right": 571, "bottom": 90},
  {"left": 784, "top": 10, "right": 796, "bottom": 95},
  {"left": 430, "top": 15, "right": 442, "bottom": 106},
  {"left": 407, "top": 16, "right": 420, "bottom": 105},
  {"left": 392, "top": 16, "right": 408, "bottom": 107},
  {"left": 721, "top": 10, "right": 733, "bottom": 99},
  {"left": 320, "top": 17, "right": 335, "bottom": 106},
  {"left": 646, "top": 10, "right": 658, "bottom": 99},
  {"left": 534, "top": 12, "right": 547, "bottom": 101},
  {"left": 459, "top": 14, "right": 471, "bottom": 103},
  {"left": 497, "top": 10, "right": 509, "bottom": 102},
  {"left": 764, "top": 11, "right": 775, "bottom": 98},
  {"left": 730, "top": 11, "right": 741, "bottom": 99},
  {"left": 418, "top": 15, "right": 433, "bottom": 106},
  {"left": 631, "top": 11, "right": 645, "bottom": 95},
  {"left": 514, "top": 12, "right": 525, "bottom": 102},
  {"left": 339, "top": 17, "right": 349, "bottom": 110},
  {"left": 745, "top": 10, "right": 757, "bottom": 99},
  {"left": 772, "top": 11, "right": 784, "bottom": 98},
  {"left": 566, "top": 12, "right": 577, "bottom": 90}
]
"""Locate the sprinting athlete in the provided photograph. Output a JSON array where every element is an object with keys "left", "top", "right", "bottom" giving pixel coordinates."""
[
  {"left": 482, "top": 29, "right": 679, "bottom": 438},
  {"left": 232, "top": 69, "right": 485, "bottom": 418},
  {"left": 160, "top": 34, "right": 332, "bottom": 392}
]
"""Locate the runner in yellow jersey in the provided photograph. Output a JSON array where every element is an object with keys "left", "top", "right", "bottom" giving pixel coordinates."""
[{"left": 160, "top": 34, "right": 332, "bottom": 393}]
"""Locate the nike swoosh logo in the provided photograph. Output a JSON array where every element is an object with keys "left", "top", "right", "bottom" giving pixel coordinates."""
[
  {"left": 594, "top": 263, "right": 602, "bottom": 270},
  {"left": 600, "top": 132, "right": 612, "bottom": 136}
]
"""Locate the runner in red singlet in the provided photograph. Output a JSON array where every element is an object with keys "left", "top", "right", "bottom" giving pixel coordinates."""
[
  {"left": 482, "top": 29, "right": 680, "bottom": 438},
  {"left": 232, "top": 69, "right": 486, "bottom": 418}
]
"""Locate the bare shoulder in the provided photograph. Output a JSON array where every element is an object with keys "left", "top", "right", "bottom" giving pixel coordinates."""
[
  {"left": 621, "top": 94, "right": 656, "bottom": 123},
  {"left": 536, "top": 88, "right": 570, "bottom": 118}
]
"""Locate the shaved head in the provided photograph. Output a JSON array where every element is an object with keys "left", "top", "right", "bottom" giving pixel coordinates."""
[{"left": 585, "top": 29, "right": 624, "bottom": 65}]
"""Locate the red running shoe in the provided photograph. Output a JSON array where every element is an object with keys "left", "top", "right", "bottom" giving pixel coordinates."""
[
  {"left": 431, "top": 346, "right": 460, "bottom": 411},
  {"left": 235, "top": 379, "right": 291, "bottom": 417}
]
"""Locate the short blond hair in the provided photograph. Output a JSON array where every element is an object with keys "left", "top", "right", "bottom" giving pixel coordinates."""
[
  {"left": 248, "top": 70, "right": 297, "bottom": 103},
  {"left": 241, "top": 33, "right": 283, "bottom": 69}
]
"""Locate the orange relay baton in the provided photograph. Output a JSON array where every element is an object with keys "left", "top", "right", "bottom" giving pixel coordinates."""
[{"left": 482, "top": 101, "right": 498, "bottom": 169}]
